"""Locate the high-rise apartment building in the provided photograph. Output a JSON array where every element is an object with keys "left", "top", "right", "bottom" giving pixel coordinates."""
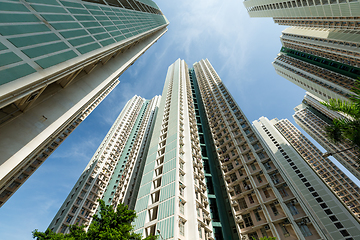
[
  {"left": 48, "top": 95, "right": 161, "bottom": 233},
  {"left": 253, "top": 117, "right": 360, "bottom": 239},
  {"left": 243, "top": 0, "right": 360, "bottom": 29},
  {"left": 50, "top": 59, "right": 360, "bottom": 240},
  {"left": 293, "top": 93, "right": 360, "bottom": 181},
  {"left": 0, "top": 0, "right": 168, "bottom": 207},
  {"left": 273, "top": 26, "right": 359, "bottom": 102},
  {"left": 254, "top": 117, "right": 360, "bottom": 221}
]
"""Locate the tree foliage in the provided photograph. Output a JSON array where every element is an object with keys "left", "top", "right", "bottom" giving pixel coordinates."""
[
  {"left": 33, "top": 200, "right": 157, "bottom": 240},
  {"left": 321, "top": 80, "right": 360, "bottom": 151}
]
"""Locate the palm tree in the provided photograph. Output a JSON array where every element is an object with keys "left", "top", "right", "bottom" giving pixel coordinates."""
[{"left": 321, "top": 80, "right": 360, "bottom": 151}]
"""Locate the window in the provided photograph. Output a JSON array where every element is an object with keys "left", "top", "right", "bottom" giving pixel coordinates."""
[
  {"left": 179, "top": 221, "right": 185, "bottom": 236},
  {"left": 264, "top": 189, "right": 270, "bottom": 198},
  {"left": 66, "top": 215, "right": 73, "bottom": 223},
  {"left": 254, "top": 210, "right": 261, "bottom": 221},
  {"left": 198, "top": 226, "right": 202, "bottom": 238},
  {"left": 256, "top": 175, "right": 262, "bottom": 183},
  {"left": 278, "top": 187, "right": 288, "bottom": 197},
  {"left": 264, "top": 162, "right": 272, "bottom": 170},
  {"left": 270, "top": 204, "right": 279, "bottom": 216},
  {"left": 287, "top": 203, "right": 299, "bottom": 215},
  {"left": 179, "top": 201, "right": 185, "bottom": 214},
  {"left": 280, "top": 224, "right": 290, "bottom": 237},
  {"left": 248, "top": 194, "right": 255, "bottom": 204},
  {"left": 243, "top": 213, "right": 254, "bottom": 227},
  {"left": 250, "top": 163, "right": 256, "bottom": 171},
  {"left": 238, "top": 198, "right": 248, "bottom": 209}
]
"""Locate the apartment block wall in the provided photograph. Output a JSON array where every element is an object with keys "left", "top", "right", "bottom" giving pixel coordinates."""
[
  {"left": 133, "top": 59, "right": 213, "bottom": 239},
  {"left": 194, "top": 59, "right": 321, "bottom": 240},
  {"left": 48, "top": 95, "right": 157, "bottom": 233},
  {"left": 253, "top": 116, "right": 360, "bottom": 240},
  {"left": 273, "top": 118, "right": 360, "bottom": 221},
  {"left": 0, "top": 0, "right": 168, "bottom": 207}
]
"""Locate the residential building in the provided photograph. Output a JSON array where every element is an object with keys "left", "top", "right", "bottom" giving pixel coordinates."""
[
  {"left": 243, "top": 0, "right": 360, "bottom": 30},
  {"left": 50, "top": 59, "right": 360, "bottom": 239},
  {"left": 0, "top": 0, "right": 168, "bottom": 207},
  {"left": 293, "top": 93, "right": 360, "bottom": 181},
  {"left": 253, "top": 117, "right": 360, "bottom": 239},
  {"left": 255, "top": 117, "right": 360, "bottom": 221},
  {"left": 48, "top": 95, "right": 161, "bottom": 233},
  {"left": 273, "top": 27, "right": 360, "bottom": 102}
]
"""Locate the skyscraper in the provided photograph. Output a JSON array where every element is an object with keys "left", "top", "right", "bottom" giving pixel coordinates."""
[
  {"left": 50, "top": 59, "right": 360, "bottom": 239},
  {"left": 293, "top": 92, "right": 360, "bottom": 181},
  {"left": 243, "top": 0, "right": 360, "bottom": 29},
  {"left": 48, "top": 95, "right": 161, "bottom": 233},
  {"left": 254, "top": 116, "right": 360, "bottom": 221},
  {"left": 273, "top": 26, "right": 359, "bottom": 102},
  {"left": 0, "top": 0, "right": 168, "bottom": 207}
]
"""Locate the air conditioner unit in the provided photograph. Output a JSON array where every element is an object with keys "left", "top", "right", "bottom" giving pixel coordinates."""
[
  {"left": 257, "top": 206, "right": 262, "bottom": 210},
  {"left": 274, "top": 200, "right": 279, "bottom": 205},
  {"left": 264, "top": 225, "right": 270, "bottom": 230},
  {"left": 304, "top": 217, "right": 311, "bottom": 223},
  {"left": 236, "top": 215, "right": 243, "bottom": 221},
  {"left": 292, "top": 199, "right": 298, "bottom": 204},
  {"left": 283, "top": 218, "right": 290, "bottom": 224}
]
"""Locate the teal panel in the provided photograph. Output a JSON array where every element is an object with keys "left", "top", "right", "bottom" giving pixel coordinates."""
[
  {"left": 22, "top": 42, "right": 69, "bottom": 58},
  {"left": 165, "top": 140, "right": 177, "bottom": 152},
  {"left": 100, "top": 21, "right": 113, "bottom": 26},
  {"left": 164, "top": 149, "right": 176, "bottom": 162},
  {"left": 84, "top": 4, "right": 100, "bottom": 10},
  {"left": 76, "top": 42, "right": 100, "bottom": 54},
  {"left": 89, "top": 10, "right": 104, "bottom": 15},
  {"left": 167, "top": 134, "right": 177, "bottom": 143},
  {"left": 41, "top": 14, "right": 74, "bottom": 22},
  {"left": 0, "top": 43, "right": 7, "bottom": 51},
  {"left": 148, "top": 146, "right": 158, "bottom": 156},
  {"left": 133, "top": 210, "right": 146, "bottom": 230},
  {"left": 0, "top": 2, "right": 30, "bottom": 12},
  {"left": 87, "top": 27, "right": 106, "bottom": 34},
  {"left": 0, "top": 24, "right": 49, "bottom": 36},
  {"left": 163, "top": 158, "right": 176, "bottom": 173},
  {"left": 35, "top": 50, "right": 77, "bottom": 69},
  {"left": 134, "top": 196, "right": 149, "bottom": 213},
  {"left": 138, "top": 182, "right": 151, "bottom": 198},
  {"left": 156, "top": 217, "right": 174, "bottom": 239},
  {"left": 74, "top": 15, "right": 95, "bottom": 21},
  {"left": 26, "top": 0, "right": 60, "bottom": 5},
  {"left": 159, "top": 182, "right": 175, "bottom": 201},
  {"left": 50, "top": 22, "right": 81, "bottom": 30},
  {"left": 162, "top": 169, "right": 176, "bottom": 185},
  {"left": 94, "top": 16, "right": 108, "bottom": 21},
  {"left": 100, "top": 6, "right": 112, "bottom": 11},
  {"left": 0, "top": 64, "right": 36, "bottom": 86},
  {"left": 60, "top": 0, "right": 83, "bottom": 8},
  {"left": 67, "top": 8, "right": 89, "bottom": 14},
  {"left": 0, "top": 13, "right": 40, "bottom": 23},
  {"left": 104, "top": 11, "right": 115, "bottom": 16},
  {"left": 31, "top": 5, "right": 67, "bottom": 13},
  {"left": 100, "top": 38, "right": 115, "bottom": 46},
  {"left": 140, "top": 172, "right": 153, "bottom": 186},
  {"left": 158, "top": 198, "right": 175, "bottom": 220},
  {"left": 105, "top": 26, "right": 117, "bottom": 32},
  {"left": 114, "top": 35, "right": 125, "bottom": 41},
  {"left": 8, "top": 33, "right": 60, "bottom": 48},
  {"left": 108, "top": 16, "right": 119, "bottom": 21},
  {"left": 110, "top": 31, "right": 121, "bottom": 37},
  {"left": 146, "top": 153, "right": 156, "bottom": 163},
  {"left": 80, "top": 21, "right": 100, "bottom": 27},
  {"left": 60, "top": 29, "right": 88, "bottom": 38},
  {"left": 68, "top": 36, "right": 94, "bottom": 47},
  {"left": 0, "top": 52, "right": 22, "bottom": 67},
  {"left": 143, "top": 161, "right": 155, "bottom": 174},
  {"left": 93, "top": 33, "right": 110, "bottom": 40}
]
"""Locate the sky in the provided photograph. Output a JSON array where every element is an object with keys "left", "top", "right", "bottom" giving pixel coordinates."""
[{"left": 0, "top": 1, "right": 359, "bottom": 239}]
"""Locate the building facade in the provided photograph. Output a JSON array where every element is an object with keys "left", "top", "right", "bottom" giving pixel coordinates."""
[
  {"left": 243, "top": 0, "right": 360, "bottom": 29},
  {"left": 0, "top": 0, "right": 168, "bottom": 207},
  {"left": 253, "top": 117, "right": 360, "bottom": 240},
  {"left": 50, "top": 59, "right": 360, "bottom": 239},
  {"left": 48, "top": 95, "right": 161, "bottom": 233},
  {"left": 273, "top": 27, "right": 359, "bottom": 102},
  {"left": 255, "top": 117, "right": 360, "bottom": 221},
  {"left": 293, "top": 93, "right": 360, "bottom": 181}
]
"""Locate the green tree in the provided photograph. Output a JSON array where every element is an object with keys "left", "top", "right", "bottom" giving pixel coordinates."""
[
  {"left": 321, "top": 80, "right": 360, "bottom": 152},
  {"left": 33, "top": 200, "right": 158, "bottom": 240}
]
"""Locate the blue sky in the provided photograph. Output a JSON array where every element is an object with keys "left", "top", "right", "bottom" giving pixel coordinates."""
[{"left": 1, "top": 1, "right": 358, "bottom": 239}]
